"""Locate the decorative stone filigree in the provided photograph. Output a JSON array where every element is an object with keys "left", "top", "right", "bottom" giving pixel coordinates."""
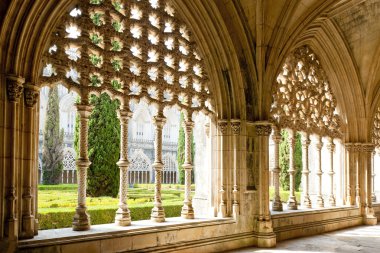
[
  {"left": 270, "top": 45, "right": 342, "bottom": 138},
  {"left": 6, "top": 75, "right": 25, "bottom": 103},
  {"left": 41, "top": 0, "right": 213, "bottom": 116}
]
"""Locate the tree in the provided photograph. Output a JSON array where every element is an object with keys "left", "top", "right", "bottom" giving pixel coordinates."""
[
  {"left": 176, "top": 113, "right": 195, "bottom": 185},
  {"left": 42, "top": 86, "right": 64, "bottom": 184},
  {"left": 279, "top": 130, "right": 302, "bottom": 191},
  {"left": 74, "top": 93, "right": 120, "bottom": 197}
]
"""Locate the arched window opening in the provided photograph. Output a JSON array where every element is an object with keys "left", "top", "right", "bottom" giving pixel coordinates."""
[
  {"left": 269, "top": 45, "right": 343, "bottom": 212},
  {"left": 39, "top": 0, "right": 214, "bottom": 230},
  {"left": 372, "top": 106, "right": 380, "bottom": 202}
]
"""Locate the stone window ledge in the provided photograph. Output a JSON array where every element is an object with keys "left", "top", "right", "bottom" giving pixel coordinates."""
[
  {"left": 271, "top": 205, "right": 360, "bottom": 218},
  {"left": 19, "top": 217, "right": 235, "bottom": 249}
]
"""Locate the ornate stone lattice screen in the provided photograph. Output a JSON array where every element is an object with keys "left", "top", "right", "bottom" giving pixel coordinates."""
[
  {"left": 270, "top": 45, "right": 341, "bottom": 138},
  {"left": 40, "top": 0, "right": 212, "bottom": 116},
  {"left": 373, "top": 107, "right": 380, "bottom": 148}
]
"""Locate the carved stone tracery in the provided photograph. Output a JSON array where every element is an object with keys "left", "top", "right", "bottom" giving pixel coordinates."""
[{"left": 271, "top": 45, "right": 342, "bottom": 138}]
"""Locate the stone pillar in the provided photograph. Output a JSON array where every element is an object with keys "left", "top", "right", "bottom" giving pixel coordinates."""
[
  {"left": 231, "top": 120, "right": 241, "bottom": 217},
  {"left": 271, "top": 127, "right": 282, "bottom": 211},
  {"left": 327, "top": 137, "right": 336, "bottom": 207},
  {"left": 345, "top": 143, "right": 355, "bottom": 206},
  {"left": 5, "top": 75, "right": 24, "bottom": 239},
  {"left": 72, "top": 104, "right": 92, "bottom": 231},
  {"left": 115, "top": 109, "right": 132, "bottom": 226},
  {"left": 21, "top": 84, "right": 39, "bottom": 239},
  {"left": 181, "top": 119, "right": 195, "bottom": 219},
  {"left": 151, "top": 115, "right": 166, "bottom": 222},
  {"left": 287, "top": 129, "right": 297, "bottom": 210},
  {"left": 372, "top": 150, "right": 376, "bottom": 203},
  {"left": 301, "top": 132, "right": 311, "bottom": 208},
  {"left": 253, "top": 121, "right": 276, "bottom": 248},
  {"left": 315, "top": 135, "right": 324, "bottom": 208},
  {"left": 217, "top": 121, "right": 228, "bottom": 218},
  {"left": 363, "top": 144, "right": 377, "bottom": 225}
]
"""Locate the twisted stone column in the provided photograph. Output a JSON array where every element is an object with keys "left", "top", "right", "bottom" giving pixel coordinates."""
[
  {"left": 372, "top": 150, "right": 377, "bottom": 203},
  {"left": 327, "top": 137, "right": 336, "bottom": 207},
  {"left": 287, "top": 129, "right": 297, "bottom": 210},
  {"left": 151, "top": 115, "right": 166, "bottom": 222},
  {"left": 181, "top": 120, "right": 195, "bottom": 219},
  {"left": 315, "top": 135, "right": 324, "bottom": 208},
  {"left": 301, "top": 132, "right": 311, "bottom": 208},
  {"left": 73, "top": 104, "right": 92, "bottom": 231},
  {"left": 271, "top": 127, "right": 282, "bottom": 211},
  {"left": 115, "top": 109, "right": 132, "bottom": 226}
]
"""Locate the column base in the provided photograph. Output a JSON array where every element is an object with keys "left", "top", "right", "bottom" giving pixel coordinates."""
[
  {"left": 329, "top": 196, "right": 336, "bottom": 207},
  {"left": 256, "top": 219, "right": 276, "bottom": 248},
  {"left": 363, "top": 207, "right": 377, "bottom": 225},
  {"left": 5, "top": 218, "right": 18, "bottom": 240},
  {"left": 316, "top": 196, "right": 324, "bottom": 208},
  {"left": 219, "top": 203, "right": 227, "bottom": 217},
  {"left": 287, "top": 197, "right": 298, "bottom": 210},
  {"left": 151, "top": 206, "right": 165, "bottom": 222},
  {"left": 345, "top": 196, "right": 355, "bottom": 206},
  {"left": 233, "top": 204, "right": 240, "bottom": 218},
  {"left": 302, "top": 196, "right": 312, "bottom": 208},
  {"left": 72, "top": 206, "right": 91, "bottom": 231},
  {"left": 34, "top": 219, "right": 39, "bottom": 235},
  {"left": 272, "top": 199, "right": 283, "bottom": 211},
  {"left": 20, "top": 215, "right": 35, "bottom": 239},
  {"left": 181, "top": 203, "right": 194, "bottom": 219},
  {"left": 115, "top": 208, "right": 131, "bottom": 226}
]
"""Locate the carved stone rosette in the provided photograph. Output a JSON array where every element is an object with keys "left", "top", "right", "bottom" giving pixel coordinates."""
[
  {"left": 287, "top": 129, "right": 297, "bottom": 210},
  {"left": 151, "top": 116, "right": 166, "bottom": 222},
  {"left": 115, "top": 109, "right": 133, "bottom": 226},
  {"left": 271, "top": 127, "right": 283, "bottom": 211},
  {"left": 301, "top": 132, "right": 312, "bottom": 208},
  {"left": 181, "top": 120, "right": 195, "bottom": 219},
  {"left": 73, "top": 104, "right": 92, "bottom": 231}
]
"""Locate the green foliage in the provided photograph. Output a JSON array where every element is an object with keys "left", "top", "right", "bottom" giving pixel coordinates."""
[
  {"left": 269, "top": 187, "right": 301, "bottom": 203},
  {"left": 279, "top": 130, "right": 302, "bottom": 191},
  {"left": 177, "top": 113, "right": 185, "bottom": 184},
  {"left": 74, "top": 93, "right": 120, "bottom": 197},
  {"left": 42, "top": 86, "right": 64, "bottom": 185}
]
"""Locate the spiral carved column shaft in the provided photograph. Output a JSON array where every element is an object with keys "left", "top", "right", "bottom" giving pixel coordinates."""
[
  {"left": 271, "top": 127, "right": 282, "bottom": 211},
  {"left": 315, "top": 136, "right": 324, "bottom": 208},
  {"left": 73, "top": 104, "right": 92, "bottom": 231},
  {"left": 151, "top": 116, "right": 166, "bottom": 222},
  {"left": 327, "top": 138, "right": 336, "bottom": 207},
  {"left": 301, "top": 133, "right": 311, "bottom": 208},
  {"left": 115, "top": 109, "right": 132, "bottom": 226},
  {"left": 181, "top": 120, "right": 195, "bottom": 219},
  {"left": 287, "top": 129, "right": 297, "bottom": 210}
]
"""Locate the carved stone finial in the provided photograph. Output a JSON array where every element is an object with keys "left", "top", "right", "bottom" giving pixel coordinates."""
[
  {"left": 24, "top": 83, "right": 40, "bottom": 108},
  {"left": 6, "top": 75, "right": 25, "bottom": 103}
]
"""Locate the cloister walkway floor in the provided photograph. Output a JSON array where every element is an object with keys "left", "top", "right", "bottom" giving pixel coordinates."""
[{"left": 229, "top": 224, "right": 380, "bottom": 253}]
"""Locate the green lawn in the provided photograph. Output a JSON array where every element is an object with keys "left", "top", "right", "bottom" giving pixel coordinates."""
[
  {"left": 269, "top": 186, "right": 301, "bottom": 203},
  {"left": 37, "top": 184, "right": 190, "bottom": 229}
]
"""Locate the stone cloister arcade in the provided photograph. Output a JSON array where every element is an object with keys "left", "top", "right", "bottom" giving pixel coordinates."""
[{"left": 1, "top": 0, "right": 380, "bottom": 252}]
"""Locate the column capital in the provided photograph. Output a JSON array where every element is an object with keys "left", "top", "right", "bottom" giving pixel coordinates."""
[
  {"left": 153, "top": 116, "right": 166, "bottom": 128},
  {"left": 301, "top": 132, "right": 311, "bottom": 146},
  {"left": 76, "top": 104, "right": 93, "bottom": 118},
  {"left": 315, "top": 135, "right": 323, "bottom": 150},
  {"left": 253, "top": 121, "right": 272, "bottom": 136},
  {"left": 183, "top": 120, "right": 195, "bottom": 131},
  {"left": 6, "top": 74, "right": 25, "bottom": 103},
  {"left": 117, "top": 109, "right": 132, "bottom": 121},
  {"left": 24, "top": 83, "right": 40, "bottom": 108},
  {"left": 361, "top": 143, "right": 375, "bottom": 153},
  {"left": 327, "top": 138, "right": 336, "bottom": 152},
  {"left": 217, "top": 120, "right": 228, "bottom": 135},
  {"left": 231, "top": 120, "right": 241, "bottom": 135}
]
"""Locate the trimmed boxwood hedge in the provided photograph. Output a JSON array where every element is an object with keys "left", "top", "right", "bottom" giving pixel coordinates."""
[{"left": 38, "top": 203, "right": 183, "bottom": 230}]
